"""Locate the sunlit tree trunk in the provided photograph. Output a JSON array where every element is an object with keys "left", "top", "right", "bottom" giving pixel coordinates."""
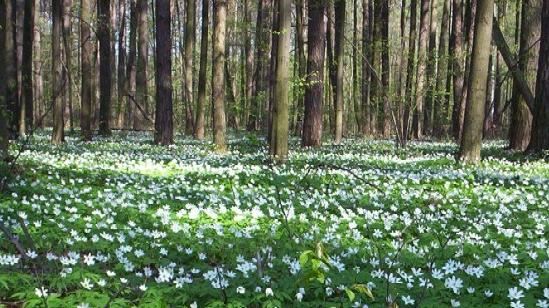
[
  {"left": 5, "top": 0, "right": 18, "bottom": 139},
  {"left": 80, "top": 0, "right": 93, "bottom": 140},
  {"left": 212, "top": 0, "right": 228, "bottom": 151},
  {"left": 433, "top": 0, "right": 450, "bottom": 138},
  {"left": 52, "top": 0, "right": 65, "bottom": 144},
  {"left": 403, "top": 0, "right": 418, "bottom": 143},
  {"left": 362, "top": 0, "right": 372, "bottom": 137},
  {"left": 195, "top": 0, "right": 209, "bottom": 140},
  {"left": 125, "top": 0, "right": 137, "bottom": 129},
  {"left": 32, "top": 0, "right": 42, "bottom": 128},
  {"left": 134, "top": 0, "right": 148, "bottom": 130},
  {"left": 116, "top": 0, "right": 127, "bottom": 129},
  {"left": 412, "top": 0, "right": 430, "bottom": 139},
  {"left": 184, "top": 0, "right": 196, "bottom": 135},
  {"left": 458, "top": 0, "right": 494, "bottom": 163},
  {"left": 62, "top": 0, "right": 73, "bottom": 133},
  {"left": 333, "top": 0, "right": 346, "bottom": 144}
]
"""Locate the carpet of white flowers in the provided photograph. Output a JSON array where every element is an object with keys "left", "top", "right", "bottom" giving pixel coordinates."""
[{"left": 0, "top": 131, "right": 548, "bottom": 307}]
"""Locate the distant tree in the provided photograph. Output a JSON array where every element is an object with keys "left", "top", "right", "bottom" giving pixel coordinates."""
[
  {"left": 80, "top": 0, "right": 93, "bottom": 140},
  {"left": 527, "top": 0, "right": 549, "bottom": 153},
  {"left": 52, "top": 0, "right": 64, "bottom": 144},
  {"left": 212, "top": 0, "right": 228, "bottom": 151},
  {"left": 302, "top": 0, "right": 327, "bottom": 147},
  {"left": 270, "top": 0, "right": 291, "bottom": 160},
  {"left": 154, "top": 0, "right": 173, "bottom": 145},
  {"left": 134, "top": 0, "right": 148, "bottom": 130},
  {"left": 195, "top": 0, "right": 209, "bottom": 140},
  {"left": 458, "top": 0, "right": 494, "bottom": 163},
  {"left": 98, "top": 0, "right": 112, "bottom": 136}
]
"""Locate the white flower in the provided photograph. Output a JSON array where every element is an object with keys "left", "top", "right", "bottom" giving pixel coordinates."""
[
  {"left": 236, "top": 286, "right": 245, "bottom": 294},
  {"left": 190, "top": 302, "right": 198, "bottom": 308},
  {"left": 296, "top": 292, "right": 303, "bottom": 302},
  {"left": 511, "top": 301, "right": 525, "bottom": 308},
  {"left": 106, "top": 270, "right": 116, "bottom": 277},
  {"left": 80, "top": 278, "right": 94, "bottom": 290},
  {"left": 34, "top": 287, "right": 48, "bottom": 298},
  {"left": 265, "top": 287, "right": 274, "bottom": 297},
  {"left": 76, "top": 303, "right": 90, "bottom": 308},
  {"left": 537, "top": 299, "right": 549, "bottom": 308},
  {"left": 508, "top": 287, "right": 524, "bottom": 301},
  {"left": 444, "top": 276, "right": 463, "bottom": 294},
  {"left": 450, "top": 299, "right": 460, "bottom": 307},
  {"left": 139, "top": 284, "right": 147, "bottom": 291},
  {"left": 544, "top": 288, "right": 549, "bottom": 299},
  {"left": 402, "top": 295, "right": 415, "bottom": 305}
]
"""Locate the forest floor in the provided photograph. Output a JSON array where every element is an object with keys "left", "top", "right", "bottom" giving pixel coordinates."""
[{"left": 0, "top": 131, "right": 548, "bottom": 307}]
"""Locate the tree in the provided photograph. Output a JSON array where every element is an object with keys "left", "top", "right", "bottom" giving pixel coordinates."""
[
  {"left": 184, "top": 0, "right": 196, "bottom": 135},
  {"left": 134, "top": 0, "right": 148, "bottom": 130},
  {"left": 433, "top": 0, "right": 450, "bottom": 137},
  {"left": 212, "top": 0, "right": 228, "bottom": 151},
  {"left": 333, "top": 0, "right": 346, "bottom": 144},
  {"left": 270, "top": 0, "right": 291, "bottom": 160},
  {"left": 458, "top": 0, "right": 494, "bottom": 163},
  {"left": 21, "top": 0, "right": 34, "bottom": 134},
  {"left": 116, "top": 0, "right": 127, "bottom": 128},
  {"left": 195, "top": 0, "right": 209, "bottom": 140},
  {"left": 5, "top": 0, "right": 18, "bottom": 139},
  {"left": 0, "top": 0, "right": 8, "bottom": 157},
  {"left": 33, "top": 0, "right": 42, "bottom": 128},
  {"left": 52, "top": 0, "right": 64, "bottom": 144},
  {"left": 450, "top": 0, "right": 465, "bottom": 141},
  {"left": 412, "top": 0, "right": 430, "bottom": 139},
  {"left": 403, "top": 0, "right": 417, "bottom": 142},
  {"left": 154, "top": 0, "right": 173, "bottom": 145},
  {"left": 527, "top": 0, "right": 549, "bottom": 153},
  {"left": 62, "top": 0, "right": 73, "bottom": 132},
  {"left": 126, "top": 0, "right": 137, "bottom": 129},
  {"left": 509, "top": 0, "right": 541, "bottom": 151},
  {"left": 81, "top": 0, "right": 93, "bottom": 141},
  {"left": 98, "top": 0, "right": 112, "bottom": 136},
  {"left": 381, "top": 0, "right": 390, "bottom": 137},
  {"left": 302, "top": 0, "right": 327, "bottom": 147}
]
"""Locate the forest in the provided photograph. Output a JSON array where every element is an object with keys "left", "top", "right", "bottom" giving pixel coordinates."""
[{"left": 0, "top": 0, "right": 548, "bottom": 306}]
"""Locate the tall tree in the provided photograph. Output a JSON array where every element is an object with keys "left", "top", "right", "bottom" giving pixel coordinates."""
[
  {"left": 302, "top": 0, "right": 327, "bottom": 147},
  {"left": 294, "top": 0, "right": 306, "bottom": 134},
  {"left": 270, "top": 0, "right": 291, "bottom": 160},
  {"left": 195, "top": 0, "right": 209, "bottom": 140},
  {"left": 381, "top": 0, "right": 390, "bottom": 137},
  {"left": 412, "top": 0, "right": 430, "bottom": 139},
  {"left": 81, "top": 0, "right": 93, "bottom": 140},
  {"left": 433, "top": 0, "right": 450, "bottom": 137},
  {"left": 0, "top": 0, "right": 8, "bottom": 157},
  {"left": 154, "top": 0, "right": 173, "bottom": 145},
  {"left": 403, "top": 0, "right": 418, "bottom": 143},
  {"left": 33, "top": 0, "right": 42, "bottom": 128},
  {"left": 5, "top": 0, "right": 18, "bottom": 139},
  {"left": 212, "top": 0, "right": 228, "bottom": 151},
  {"left": 509, "top": 0, "right": 541, "bottom": 150},
  {"left": 458, "top": 0, "right": 494, "bottom": 163},
  {"left": 450, "top": 0, "right": 465, "bottom": 140},
  {"left": 362, "top": 0, "right": 372, "bottom": 136},
  {"left": 116, "top": 0, "right": 127, "bottom": 128},
  {"left": 125, "top": 0, "right": 137, "bottom": 129},
  {"left": 333, "top": 0, "right": 346, "bottom": 144},
  {"left": 21, "top": 0, "right": 34, "bottom": 134},
  {"left": 52, "top": 0, "right": 64, "bottom": 144},
  {"left": 62, "top": 0, "right": 73, "bottom": 132},
  {"left": 527, "top": 0, "right": 549, "bottom": 153},
  {"left": 98, "top": 0, "right": 112, "bottom": 136},
  {"left": 184, "top": 0, "right": 196, "bottom": 135},
  {"left": 134, "top": 0, "right": 148, "bottom": 130}
]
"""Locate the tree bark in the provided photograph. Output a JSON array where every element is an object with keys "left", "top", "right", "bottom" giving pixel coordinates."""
[
  {"left": 52, "top": 0, "right": 64, "bottom": 144},
  {"left": 412, "top": 0, "right": 430, "bottom": 139},
  {"left": 80, "top": 0, "right": 93, "bottom": 140},
  {"left": 125, "top": 0, "right": 137, "bottom": 129},
  {"left": 270, "top": 0, "right": 291, "bottom": 160},
  {"left": 403, "top": 0, "right": 418, "bottom": 143},
  {"left": 212, "top": 0, "right": 228, "bottom": 151},
  {"left": 433, "top": 0, "right": 450, "bottom": 137},
  {"left": 301, "top": 0, "right": 327, "bottom": 147},
  {"left": 116, "top": 0, "right": 127, "bottom": 129},
  {"left": 134, "top": 0, "right": 149, "bottom": 130},
  {"left": 450, "top": 0, "right": 465, "bottom": 141},
  {"left": 381, "top": 0, "right": 390, "bottom": 137},
  {"left": 195, "top": 0, "right": 209, "bottom": 140},
  {"left": 5, "top": 0, "right": 18, "bottom": 139},
  {"left": 98, "top": 0, "right": 112, "bottom": 136},
  {"left": 184, "top": 0, "right": 196, "bottom": 135},
  {"left": 527, "top": 0, "right": 549, "bottom": 152},
  {"left": 62, "top": 0, "right": 73, "bottom": 133},
  {"left": 33, "top": 0, "right": 42, "bottom": 128},
  {"left": 333, "top": 0, "right": 346, "bottom": 144},
  {"left": 154, "top": 0, "right": 173, "bottom": 145},
  {"left": 458, "top": 0, "right": 494, "bottom": 163},
  {"left": 21, "top": 0, "right": 34, "bottom": 134},
  {"left": 295, "top": 0, "right": 307, "bottom": 135},
  {"left": 0, "top": 0, "right": 8, "bottom": 157}
]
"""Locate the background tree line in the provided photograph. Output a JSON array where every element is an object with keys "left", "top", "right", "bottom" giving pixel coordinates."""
[{"left": 0, "top": 0, "right": 548, "bottom": 162}]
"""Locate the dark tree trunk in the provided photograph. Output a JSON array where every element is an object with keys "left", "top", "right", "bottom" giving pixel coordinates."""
[
  {"left": 362, "top": 0, "right": 372, "bottom": 137},
  {"left": 52, "top": 0, "right": 64, "bottom": 144},
  {"left": 21, "top": 0, "right": 34, "bottom": 134},
  {"left": 125, "top": 0, "right": 137, "bottom": 129},
  {"left": 98, "top": 0, "right": 112, "bottom": 136},
  {"left": 527, "top": 0, "right": 549, "bottom": 153},
  {"left": 116, "top": 0, "right": 127, "bottom": 129},
  {"left": 450, "top": 0, "right": 465, "bottom": 141},
  {"left": 33, "top": 0, "right": 42, "bottom": 128},
  {"left": 294, "top": 0, "right": 306, "bottom": 135},
  {"left": 301, "top": 0, "right": 327, "bottom": 147},
  {"left": 212, "top": 0, "right": 228, "bottom": 151},
  {"left": 333, "top": 0, "right": 346, "bottom": 144},
  {"left": 380, "top": 0, "right": 390, "bottom": 137},
  {"left": 134, "top": 0, "right": 149, "bottom": 130},
  {"left": 80, "top": 0, "right": 93, "bottom": 140},
  {"left": 0, "top": 0, "right": 8, "bottom": 156},
  {"left": 5, "top": 0, "right": 18, "bottom": 139},
  {"left": 184, "top": 0, "right": 196, "bottom": 135},
  {"left": 195, "top": 0, "right": 209, "bottom": 140},
  {"left": 403, "top": 0, "right": 418, "bottom": 143},
  {"left": 154, "top": 0, "right": 173, "bottom": 145},
  {"left": 412, "top": 0, "right": 430, "bottom": 139},
  {"left": 433, "top": 0, "right": 450, "bottom": 138}
]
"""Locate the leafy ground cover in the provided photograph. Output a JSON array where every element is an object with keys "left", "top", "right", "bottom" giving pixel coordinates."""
[{"left": 0, "top": 131, "right": 548, "bottom": 307}]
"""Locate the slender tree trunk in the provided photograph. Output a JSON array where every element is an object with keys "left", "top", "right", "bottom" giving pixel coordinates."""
[
  {"left": 32, "top": 0, "right": 42, "bottom": 128},
  {"left": 243, "top": 0, "right": 254, "bottom": 131},
  {"left": 270, "top": 0, "right": 290, "bottom": 160},
  {"left": 5, "top": 0, "right": 18, "bottom": 139},
  {"left": 458, "top": 0, "right": 494, "bottom": 163},
  {"left": 333, "top": 0, "right": 346, "bottom": 144},
  {"left": 212, "top": 0, "right": 228, "bottom": 151},
  {"left": 295, "top": 0, "right": 307, "bottom": 135},
  {"left": 15, "top": 0, "right": 23, "bottom": 137},
  {"left": 116, "top": 0, "right": 127, "bottom": 128},
  {"left": 154, "top": 0, "right": 173, "bottom": 145},
  {"left": 195, "top": 0, "right": 209, "bottom": 140},
  {"left": 184, "top": 0, "right": 196, "bottom": 135},
  {"left": 509, "top": 0, "right": 541, "bottom": 151},
  {"left": 380, "top": 0, "right": 390, "bottom": 137},
  {"left": 433, "top": 0, "right": 450, "bottom": 137},
  {"left": 527, "top": 0, "right": 549, "bottom": 152},
  {"left": 412, "top": 0, "right": 430, "bottom": 139},
  {"left": 0, "top": 0, "right": 8, "bottom": 156},
  {"left": 62, "top": 0, "right": 73, "bottom": 133},
  {"left": 352, "top": 0, "right": 360, "bottom": 134},
  {"left": 396, "top": 0, "right": 407, "bottom": 140},
  {"left": 98, "top": 0, "right": 112, "bottom": 136},
  {"left": 403, "top": 0, "right": 418, "bottom": 143},
  {"left": 80, "top": 0, "right": 93, "bottom": 140},
  {"left": 362, "top": 0, "right": 372, "bottom": 137},
  {"left": 20, "top": 0, "right": 34, "bottom": 135},
  {"left": 52, "top": 0, "right": 64, "bottom": 144},
  {"left": 302, "top": 0, "right": 327, "bottom": 147},
  {"left": 423, "top": 0, "right": 437, "bottom": 135},
  {"left": 134, "top": 0, "right": 149, "bottom": 130},
  {"left": 450, "top": 0, "right": 465, "bottom": 141}
]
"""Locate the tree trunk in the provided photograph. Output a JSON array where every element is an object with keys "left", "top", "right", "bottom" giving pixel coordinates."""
[
  {"left": 15, "top": 0, "right": 23, "bottom": 137},
  {"left": 270, "top": 0, "right": 291, "bottom": 160},
  {"left": 134, "top": 0, "right": 149, "bottom": 130},
  {"left": 333, "top": 0, "right": 346, "bottom": 144},
  {"left": 154, "top": 0, "right": 173, "bottom": 145},
  {"left": 433, "top": 0, "right": 450, "bottom": 137},
  {"left": 0, "top": 0, "right": 8, "bottom": 157},
  {"left": 98, "top": 0, "right": 112, "bottom": 136},
  {"left": 184, "top": 0, "right": 196, "bottom": 135},
  {"left": 212, "top": 0, "right": 228, "bottom": 151},
  {"left": 381, "top": 0, "right": 390, "bottom": 137},
  {"left": 295, "top": 0, "right": 306, "bottom": 135},
  {"left": 5, "top": 0, "right": 18, "bottom": 139},
  {"left": 450, "top": 0, "right": 465, "bottom": 141},
  {"left": 301, "top": 0, "right": 327, "bottom": 147},
  {"left": 352, "top": 0, "right": 360, "bottom": 134},
  {"left": 361, "top": 0, "right": 372, "bottom": 137},
  {"left": 403, "top": 0, "right": 418, "bottom": 143},
  {"left": 62, "top": 0, "right": 73, "bottom": 133},
  {"left": 527, "top": 0, "right": 549, "bottom": 152},
  {"left": 52, "top": 0, "right": 64, "bottom": 144},
  {"left": 412, "top": 0, "right": 430, "bottom": 139},
  {"left": 116, "top": 0, "right": 127, "bottom": 129},
  {"left": 195, "top": 0, "right": 209, "bottom": 140},
  {"left": 509, "top": 0, "right": 541, "bottom": 151},
  {"left": 80, "top": 0, "right": 93, "bottom": 140},
  {"left": 423, "top": 0, "right": 437, "bottom": 135},
  {"left": 125, "top": 0, "right": 137, "bottom": 129},
  {"left": 458, "top": 0, "right": 494, "bottom": 163},
  {"left": 33, "top": 0, "right": 42, "bottom": 128},
  {"left": 21, "top": 0, "right": 34, "bottom": 134}
]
